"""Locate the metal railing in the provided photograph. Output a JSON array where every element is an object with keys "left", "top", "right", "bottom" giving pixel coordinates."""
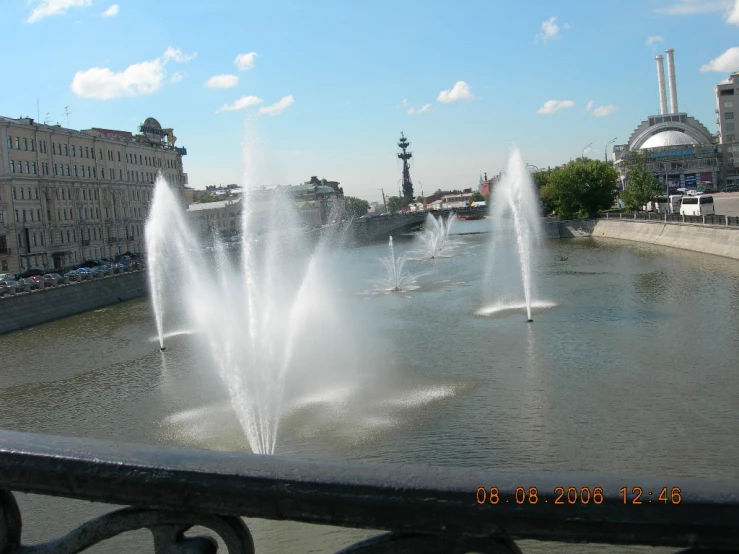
[
  {"left": 597, "top": 211, "right": 739, "bottom": 227},
  {"left": 0, "top": 429, "right": 737, "bottom": 553}
]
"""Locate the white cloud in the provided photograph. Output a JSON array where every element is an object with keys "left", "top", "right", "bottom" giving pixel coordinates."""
[
  {"left": 205, "top": 74, "right": 239, "bottom": 88},
  {"left": 72, "top": 59, "right": 165, "bottom": 99},
  {"left": 700, "top": 46, "right": 739, "bottom": 71},
  {"left": 234, "top": 52, "right": 258, "bottom": 71},
  {"left": 585, "top": 100, "right": 595, "bottom": 111},
  {"left": 537, "top": 99, "right": 575, "bottom": 114},
  {"left": 259, "top": 95, "right": 295, "bottom": 116},
  {"left": 71, "top": 47, "right": 195, "bottom": 99},
  {"left": 27, "top": 0, "right": 92, "bottom": 23},
  {"left": 217, "top": 95, "right": 264, "bottom": 113},
  {"left": 436, "top": 81, "right": 475, "bottom": 103},
  {"left": 592, "top": 105, "right": 619, "bottom": 117},
  {"left": 646, "top": 35, "right": 664, "bottom": 46},
  {"left": 163, "top": 47, "right": 197, "bottom": 63},
  {"left": 537, "top": 16, "right": 569, "bottom": 43},
  {"left": 408, "top": 103, "right": 433, "bottom": 115},
  {"left": 101, "top": 4, "right": 119, "bottom": 17},
  {"left": 726, "top": 0, "right": 739, "bottom": 23},
  {"left": 654, "top": 0, "right": 731, "bottom": 14}
]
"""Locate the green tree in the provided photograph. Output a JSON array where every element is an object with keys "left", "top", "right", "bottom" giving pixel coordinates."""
[
  {"left": 619, "top": 152, "right": 663, "bottom": 211},
  {"left": 197, "top": 192, "right": 217, "bottom": 203},
  {"left": 386, "top": 196, "right": 411, "bottom": 214},
  {"left": 343, "top": 196, "right": 370, "bottom": 218},
  {"left": 470, "top": 192, "right": 484, "bottom": 202},
  {"left": 540, "top": 159, "right": 618, "bottom": 219}
]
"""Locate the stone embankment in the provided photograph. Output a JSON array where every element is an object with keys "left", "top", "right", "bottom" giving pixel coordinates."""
[
  {"left": 0, "top": 271, "right": 148, "bottom": 335},
  {"left": 550, "top": 218, "right": 739, "bottom": 260}
]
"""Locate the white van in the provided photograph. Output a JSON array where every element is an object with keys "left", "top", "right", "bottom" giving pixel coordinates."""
[
  {"left": 668, "top": 195, "right": 683, "bottom": 214},
  {"left": 645, "top": 197, "right": 669, "bottom": 213},
  {"left": 680, "top": 195, "right": 715, "bottom": 216}
]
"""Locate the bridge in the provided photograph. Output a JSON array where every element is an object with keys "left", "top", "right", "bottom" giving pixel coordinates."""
[
  {"left": 1, "top": 429, "right": 738, "bottom": 552},
  {"left": 351, "top": 207, "right": 488, "bottom": 243}
]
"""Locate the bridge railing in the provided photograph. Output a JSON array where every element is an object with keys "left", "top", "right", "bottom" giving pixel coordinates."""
[
  {"left": 1, "top": 429, "right": 738, "bottom": 553},
  {"left": 596, "top": 211, "right": 739, "bottom": 227}
]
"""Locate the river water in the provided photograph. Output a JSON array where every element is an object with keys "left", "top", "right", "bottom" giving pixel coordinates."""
[{"left": 1, "top": 223, "right": 739, "bottom": 553}]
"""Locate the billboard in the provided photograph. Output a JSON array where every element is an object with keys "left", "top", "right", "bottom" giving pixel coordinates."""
[{"left": 684, "top": 174, "right": 697, "bottom": 188}]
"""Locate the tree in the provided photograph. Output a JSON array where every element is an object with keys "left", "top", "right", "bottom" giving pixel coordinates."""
[
  {"left": 197, "top": 192, "right": 217, "bottom": 203},
  {"left": 531, "top": 170, "right": 555, "bottom": 215},
  {"left": 540, "top": 159, "right": 618, "bottom": 219},
  {"left": 343, "top": 196, "right": 370, "bottom": 218},
  {"left": 619, "top": 152, "right": 663, "bottom": 211},
  {"left": 386, "top": 195, "right": 411, "bottom": 214},
  {"left": 470, "top": 192, "right": 484, "bottom": 202},
  {"left": 415, "top": 196, "right": 425, "bottom": 203}
]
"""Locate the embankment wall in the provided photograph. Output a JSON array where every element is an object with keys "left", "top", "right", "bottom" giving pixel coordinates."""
[
  {"left": 0, "top": 271, "right": 148, "bottom": 335},
  {"left": 552, "top": 219, "right": 739, "bottom": 260}
]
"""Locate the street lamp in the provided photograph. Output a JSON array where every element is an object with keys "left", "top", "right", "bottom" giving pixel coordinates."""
[
  {"left": 582, "top": 143, "right": 593, "bottom": 159},
  {"left": 604, "top": 137, "right": 617, "bottom": 162},
  {"left": 526, "top": 163, "right": 540, "bottom": 171},
  {"left": 377, "top": 188, "right": 387, "bottom": 212}
]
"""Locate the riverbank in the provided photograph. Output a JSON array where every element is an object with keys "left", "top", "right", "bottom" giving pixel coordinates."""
[
  {"left": 0, "top": 271, "right": 148, "bottom": 335},
  {"left": 553, "top": 218, "right": 739, "bottom": 260}
]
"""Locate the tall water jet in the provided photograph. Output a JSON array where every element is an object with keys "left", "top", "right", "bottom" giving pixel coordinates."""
[
  {"left": 380, "top": 236, "right": 416, "bottom": 292},
  {"left": 418, "top": 213, "right": 459, "bottom": 259},
  {"left": 146, "top": 169, "right": 361, "bottom": 455},
  {"left": 483, "top": 146, "right": 542, "bottom": 321}
]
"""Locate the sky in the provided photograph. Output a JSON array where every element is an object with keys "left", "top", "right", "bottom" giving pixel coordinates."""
[{"left": 4, "top": 0, "right": 739, "bottom": 204}]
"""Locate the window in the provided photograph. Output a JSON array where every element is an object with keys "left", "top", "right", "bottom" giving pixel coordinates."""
[
  {"left": 37, "top": 209, "right": 41, "bottom": 220},
  {"left": 15, "top": 210, "right": 18, "bottom": 222},
  {"left": 727, "top": 134, "right": 735, "bottom": 142},
  {"left": 52, "top": 143, "right": 56, "bottom": 154},
  {"left": 9, "top": 161, "right": 14, "bottom": 173},
  {"left": 12, "top": 188, "right": 16, "bottom": 200},
  {"left": 117, "top": 151, "right": 121, "bottom": 162},
  {"left": 64, "top": 144, "right": 68, "bottom": 155},
  {"left": 99, "top": 149, "right": 102, "bottom": 160},
  {"left": 20, "top": 189, "right": 24, "bottom": 199},
  {"left": 83, "top": 190, "right": 86, "bottom": 200},
  {"left": 25, "top": 161, "right": 30, "bottom": 174},
  {"left": 727, "top": 123, "right": 736, "bottom": 132},
  {"left": 85, "top": 147, "right": 89, "bottom": 158},
  {"left": 87, "top": 166, "right": 91, "bottom": 178},
  {"left": 32, "top": 162, "right": 37, "bottom": 174},
  {"left": 101, "top": 168, "right": 105, "bottom": 178},
  {"left": 71, "top": 145, "right": 76, "bottom": 157},
  {"left": 53, "top": 164, "right": 58, "bottom": 176},
  {"left": 7, "top": 137, "right": 12, "bottom": 149},
  {"left": 57, "top": 208, "right": 61, "bottom": 221},
  {"left": 30, "top": 139, "right": 35, "bottom": 152},
  {"left": 66, "top": 164, "right": 70, "bottom": 176},
  {"left": 73, "top": 165, "right": 78, "bottom": 177},
  {"left": 721, "top": 88, "right": 735, "bottom": 96},
  {"left": 23, "top": 138, "right": 28, "bottom": 151},
  {"left": 119, "top": 169, "right": 122, "bottom": 180},
  {"left": 15, "top": 138, "right": 20, "bottom": 149},
  {"left": 35, "top": 188, "right": 38, "bottom": 199},
  {"left": 727, "top": 112, "right": 735, "bottom": 120}
]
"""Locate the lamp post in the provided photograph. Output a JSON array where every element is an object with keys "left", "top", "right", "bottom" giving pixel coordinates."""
[
  {"left": 526, "top": 163, "right": 540, "bottom": 171},
  {"left": 604, "top": 138, "right": 617, "bottom": 163},
  {"left": 582, "top": 143, "right": 592, "bottom": 159},
  {"left": 377, "top": 188, "right": 387, "bottom": 213}
]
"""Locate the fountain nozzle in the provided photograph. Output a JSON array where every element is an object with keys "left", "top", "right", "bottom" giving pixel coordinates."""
[
  {"left": 527, "top": 319, "right": 533, "bottom": 323},
  {"left": 160, "top": 347, "right": 167, "bottom": 351}
]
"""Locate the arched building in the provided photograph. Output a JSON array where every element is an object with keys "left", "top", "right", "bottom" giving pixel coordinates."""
[{"left": 613, "top": 49, "right": 721, "bottom": 193}]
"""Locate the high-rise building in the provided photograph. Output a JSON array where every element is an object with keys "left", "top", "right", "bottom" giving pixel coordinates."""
[
  {"left": 716, "top": 73, "right": 739, "bottom": 187},
  {"left": 0, "top": 116, "right": 187, "bottom": 275}
]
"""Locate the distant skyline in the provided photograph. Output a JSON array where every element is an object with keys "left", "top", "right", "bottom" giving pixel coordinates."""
[{"left": 5, "top": 0, "right": 739, "bottom": 203}]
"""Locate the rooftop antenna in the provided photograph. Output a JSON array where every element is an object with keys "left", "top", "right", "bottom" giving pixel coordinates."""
[
  {"left": 64, "top": 106, "right": 71, "bottom": 128},
  {"left": 44, "top": 112, "right": 50, "bottom": 125}
]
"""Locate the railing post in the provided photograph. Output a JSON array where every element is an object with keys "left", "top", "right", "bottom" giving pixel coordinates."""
[
  {"left": 703, "top": 215, "right": 706, "bottom": 225},
  {"left": 634, "top": 213, "right": 637, "bottom": 220},
  {"left": 682, "top": 215, "right": 685, "bottom": 223}
]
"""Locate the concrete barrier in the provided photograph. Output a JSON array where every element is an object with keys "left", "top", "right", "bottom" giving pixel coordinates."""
[
  {"left": 555, "top": 219, "right": 739, "bottom": 261},
  {"left": 0, "top": 271, "right": 148, "bottom": 335}
]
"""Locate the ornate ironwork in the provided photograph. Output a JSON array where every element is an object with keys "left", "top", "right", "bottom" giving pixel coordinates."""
[{"left": 1, "top": 429, "right": 738, "bottom": 553}]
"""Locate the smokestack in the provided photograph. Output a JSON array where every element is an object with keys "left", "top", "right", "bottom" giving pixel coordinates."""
[
  {"left": 655, "top": 55, "right": 668, "bottom": 115},
  {"left": 666, "top": 48, "right": 679, "bottom": 114}
]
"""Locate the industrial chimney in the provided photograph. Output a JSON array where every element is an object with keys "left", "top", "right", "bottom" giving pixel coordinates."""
[
  {"left": 655, "top": 55, "right": 668, "bottom": 115},
  {"left": 666, "top": 48, "right": 679, "bottom": 114}
]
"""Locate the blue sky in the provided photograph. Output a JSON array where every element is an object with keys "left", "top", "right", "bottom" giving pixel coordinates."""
[{"left": 4, "top": 0, "right": 739, "bottom": 203}]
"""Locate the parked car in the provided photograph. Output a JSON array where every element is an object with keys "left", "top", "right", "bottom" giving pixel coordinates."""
[
  {"left": 75, "top": 268, "right": 94, "bottom": 281},
  {"left": 0, "top": 280, "right": 18, "bottom": 295},
  {"left": 0, "top": 273, "right": 16, "bottom": 282},
  {"left": 43, "top": 273, "right": 66, "bottom": 286},
  {"left": 680, "top": 195, "right": 715, "bottom": 216},
  {"left": 721, "top": 185, "right": 739, "bottom": 193},
  {"left": 28, "top": 275, "right": 47, "bottom": 289},
  {"left": 65, "top": 269, "right": 81, "bottom": 282},
  {"left": 15, "top": 278, "right": 33, "bottom": 292}
]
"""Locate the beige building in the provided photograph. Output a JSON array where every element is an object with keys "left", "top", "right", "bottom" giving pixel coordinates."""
[
  {"left": 0, "top": 115, "right": 187, "bottom": 274},
  {"left": 187, "top": 199, "right": 242, "bottom": 238}
]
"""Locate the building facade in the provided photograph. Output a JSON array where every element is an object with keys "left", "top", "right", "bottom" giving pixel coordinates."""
[
  {"left": 187, "top": 199, "right": 242, "bottom": 238},
  {"left": 716, "top": 73, "right": 739, "bottom": 186},
  {"left": 0, "top": 116, "right": 187, "bottom": 274},
  {"left": 613, "top": 49, "right": 720, "bottom": 193}
]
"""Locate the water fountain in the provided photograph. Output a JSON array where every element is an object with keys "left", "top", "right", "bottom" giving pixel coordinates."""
[
  {"left": 380, "top": 236, "right": 417, "bottom": 292},
  {"left": 418, "top": 213, "right": 459, "bottom": 259},
  {"left": 479, "top": 146, "right": 542, "bottom": 322},
  {"left": 146, "top": 176, "right": 361, "bottom": 455}
]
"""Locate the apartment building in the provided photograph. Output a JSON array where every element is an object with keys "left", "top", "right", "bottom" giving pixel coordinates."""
[
  {"left": 716, "top": 73, "right": 739, "bottom": 186},
  {"left": 0, "top": 116, "right": 188, "bottom": 274}
]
